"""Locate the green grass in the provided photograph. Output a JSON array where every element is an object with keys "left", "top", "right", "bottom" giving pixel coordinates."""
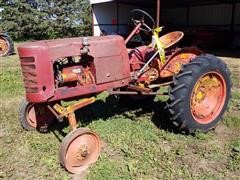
[
  {"left": 0, "top": 50, "right": 240, "bottom": 179},
  {"left": 224, "top": 91, "right": 240, "bottom": 128}
]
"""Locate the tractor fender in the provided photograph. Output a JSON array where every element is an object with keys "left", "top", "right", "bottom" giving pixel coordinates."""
[{"left": 160, "top": 47, "right": 204, "bottom": 78}]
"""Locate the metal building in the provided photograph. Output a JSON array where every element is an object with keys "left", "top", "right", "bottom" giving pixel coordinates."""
[{"left": 89, "top": 0, "right": 240, "bottom": 48}]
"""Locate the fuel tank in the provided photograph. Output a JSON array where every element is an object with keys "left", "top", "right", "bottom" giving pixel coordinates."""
[{"left": 18, "top": 35, "right": 130, "bottom": 103}]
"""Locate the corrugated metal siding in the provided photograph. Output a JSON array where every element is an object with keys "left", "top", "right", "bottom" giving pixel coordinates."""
[
  {"left": 161, "top": 4, "right": 235, "bottom": 26},
  {"left": 189, "top": 4, "right": 232, "bottom": 25},
  {"left": 235, "top": 3, "right": 240, "bottom": 25},
  {"left": 161, "top": 8, "right": 187, "bottom": 26},
  {"left": 234, "top": 33, "right": 240, "bottom": 47},
  {"left": 92, "top": 2, "right": 240, "bottom": 36}
]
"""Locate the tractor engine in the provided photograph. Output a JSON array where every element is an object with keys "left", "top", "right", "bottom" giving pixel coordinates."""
[{"left": 54, "top": 56, "right": 95, "bottom": 88}]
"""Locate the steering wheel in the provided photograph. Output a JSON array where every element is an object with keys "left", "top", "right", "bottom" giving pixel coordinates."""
[{"left": 130, "top": 9, "right": 155, "bottom": 32}]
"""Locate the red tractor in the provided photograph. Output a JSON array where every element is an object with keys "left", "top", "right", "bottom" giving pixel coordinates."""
[{"left": 17, "top": 10, "right": 231, "bottom": 174}]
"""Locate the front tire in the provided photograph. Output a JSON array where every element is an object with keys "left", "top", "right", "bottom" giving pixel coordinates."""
[
  {"left": 167, "top": 54, "right": 231, "bottom": 133},
  {"left": 59, "top": 128, "right": 101, "bottom": 174},
  {"left": 19, "top": 99, "right": 55, "bottom": 132}
]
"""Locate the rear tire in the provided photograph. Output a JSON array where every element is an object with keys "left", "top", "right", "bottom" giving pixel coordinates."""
[
  {"left": 0, "top": 34, "right": 14, "bottom": 57},
  {"left": 167, "top": 54, "right": 231, "bottom": 133}
]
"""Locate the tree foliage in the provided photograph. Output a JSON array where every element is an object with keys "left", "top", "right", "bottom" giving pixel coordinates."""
[{"left": 0, "top": 0, "right": 92, "bottom": 40}]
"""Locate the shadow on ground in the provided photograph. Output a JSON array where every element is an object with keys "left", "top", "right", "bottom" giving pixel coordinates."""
[{"left": 50, "top": 95, "right": 178, "bottom": 140}]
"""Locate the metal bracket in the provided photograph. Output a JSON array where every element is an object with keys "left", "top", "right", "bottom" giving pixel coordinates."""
[{"left": 48, "top": 97, "right": 96, "bottom": 130}]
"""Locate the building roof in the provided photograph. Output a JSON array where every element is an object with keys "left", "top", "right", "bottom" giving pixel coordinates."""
[
  {"left": 89, "top": 0, "right": 240, "bottom": 8},
  {"left": 89, "top": 0, "right": 113, "bottom": 4}
]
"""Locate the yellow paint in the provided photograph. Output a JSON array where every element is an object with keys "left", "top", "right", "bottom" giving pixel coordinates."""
[
  {"left": 196, "top": 91, "right": 203, "bottom": 100},
  {"left": 201, "top": 76, "right": 219, "bottom": 88},
  {"left": 53, "top": 97, "right": 96, "bottom": 117},
  {"left": 138, "top": 83, "right": 145, "bottom": 88},
  {"left": 154, "top": 27, "right": 164, "bottom": 33},
  {"left": 151, "top": 27, "right": 166, "bottom": 63},
  {"left": 66, "top": 97, "right": 96, "bottom": 112},
  {"left": 61, "top": 73, "right": 67, "bottom": 80},
  {"left": 53, "top": 104, "right": 65, "bottom": 114},
  {"left": 180, "top": 53, "right": 190, "bottom": 59}
]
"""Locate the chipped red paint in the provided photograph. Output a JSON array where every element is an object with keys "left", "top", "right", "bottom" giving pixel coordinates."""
[
  {"left": 128, "top": 46, "right": 155, "bottom": 71},
  {"left": 18, "top": 35, "right": 131, "bottom": 103}
]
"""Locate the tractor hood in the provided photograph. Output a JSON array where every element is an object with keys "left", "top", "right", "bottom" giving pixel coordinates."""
[
  {"left": 18, "top": 35, "right": 127, "bottom": 60},
  {"left": 17, "top": 35, "right": 130, "bottom": 103}
]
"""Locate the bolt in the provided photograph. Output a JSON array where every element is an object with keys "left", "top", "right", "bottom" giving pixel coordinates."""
[
  {"left": 81, "top": 150, "right": 88, "bottom": 158},
  {"left": 76, "top": 145, "right": 89, "bottom": 160}
]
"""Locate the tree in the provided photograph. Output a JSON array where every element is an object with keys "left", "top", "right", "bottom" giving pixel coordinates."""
[{"left": 0, "top": 0, "right": 92, "bottom": 40}]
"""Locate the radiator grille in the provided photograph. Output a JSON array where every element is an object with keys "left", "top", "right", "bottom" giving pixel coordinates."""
[{"left": 20, "top": 57, "right": 38, "bottom": 93}]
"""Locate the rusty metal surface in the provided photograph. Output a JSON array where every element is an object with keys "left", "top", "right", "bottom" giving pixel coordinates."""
[
  {"left": 52, "top": 97, "right": 96, "bottom": 130},
  {"left": 160, "top": 47, "right": 204, "bottom": 78},
  {"left": 50, "top": 79, "right": 129, "bottom": 102},
  {"left": 61, "top": 68, "right": 79, "bottom": 84},
  {"left": 67, "top": 97, "right": 96, "bottom": 113},
  {"left": 159, "top": 31, "right": 184, "bottom": 49},
  {"left": 109, "top": 90, "right": 168, "bottom": 96},
  {"left": 137, "top": 68, "right": 159, "bottom": 84},
  {"left": 128, "top": 46, "right": 154, "bottom": 71},
  {"left": 68, "top": 113, "right": 78, "bottom": 130},
  {"left": 18, "top": 24, "right": 203, "bottom": 105},
  {"left": 27, "top": 103, "right": 55, "bottom": 130},
  {"left": 128, "top": 84, "right": 151, "bottom": 93},
  {"left": 94, "top": 56, "right": 125, "bottom": 84},
  {"left": 20, "top": 57, "right": 38, "bottom": 93},
  {"left": 156, "top": 0, "right": 160, "bottom": 27},
  {"left": 125, "top": 23, "right": 141, "bottom": 44},
  {"left": 17, "top": 35, "right": 131, "bottom": 103},
  {"left": 60, "top": 66, "right": 95, "bottom": 85},
  {"left": 59, "top": 128, "right": 101, "bottom": 174},
  {"left": 19, "top": 36, "right": 125, "bottom": 59}
]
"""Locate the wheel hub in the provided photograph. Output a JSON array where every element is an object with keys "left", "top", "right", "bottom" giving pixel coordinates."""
[
  {"left": 26, "top": 104, "right": 37, "bottom": 128},
  {"left": 76, "top": 145, "right": 89, "bottom": 160},
  {"left": 60, "top": 128, "right": 101, "bottom": 174},
  {"left": 190, "top": 72, "right": 226, "bottom": 124},
  {"left": 196, "top": 91, "right": 204, "bottom": 101}
]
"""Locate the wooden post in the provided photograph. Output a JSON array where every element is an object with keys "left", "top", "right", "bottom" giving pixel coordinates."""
[{"left": 156, "top": 0, "right": 160, "bottom": 27}]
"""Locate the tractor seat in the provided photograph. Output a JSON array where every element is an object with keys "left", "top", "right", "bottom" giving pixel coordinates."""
[{"left": 159, "top": 31, "right": 184, "bottom": 49}]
